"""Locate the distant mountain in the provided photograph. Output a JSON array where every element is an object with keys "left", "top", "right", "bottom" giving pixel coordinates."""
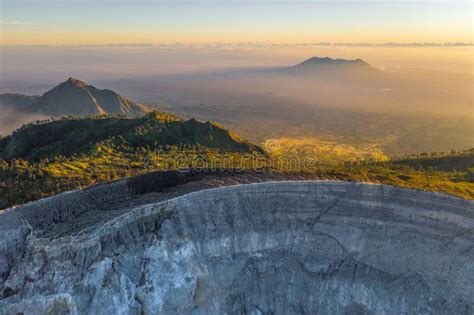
[
  {"left": 282, "top": 56, "right": 372, "bottom": 75},
  {"left": 0, "top": 112, "right": 265, "bottom": 161},
  {"left": 31, "top": 78, "right": 152, "bottom": 117},
  {"left": 0, "top": 78, "right": 151, "bottom": 118},
  {"left": 295, "top": 56, "right": 370, "bottom": 68}
]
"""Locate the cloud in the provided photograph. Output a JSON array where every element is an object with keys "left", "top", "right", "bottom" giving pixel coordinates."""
[
  {"left": 0, "top": 20, "right": 28, "bottom": 25},
  {"left": 0, "top": 20, "right": 54, "bottom": 26},
  {"left": 0, "top": 104, "right": 48, "bottom": 136}
]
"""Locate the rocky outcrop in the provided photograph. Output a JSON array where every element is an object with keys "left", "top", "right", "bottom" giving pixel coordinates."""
[{"left": 0, "top": 177, "right": 473, "bottom": 314}]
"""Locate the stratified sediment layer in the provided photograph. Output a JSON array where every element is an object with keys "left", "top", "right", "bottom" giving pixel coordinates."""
[{"left": 0, "top": 172, "right": 472, "bottom": 314}]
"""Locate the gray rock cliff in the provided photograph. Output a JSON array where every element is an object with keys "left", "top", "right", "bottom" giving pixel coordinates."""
[{"left": 0, "top": 177, "right": 473, "bottom": 314}]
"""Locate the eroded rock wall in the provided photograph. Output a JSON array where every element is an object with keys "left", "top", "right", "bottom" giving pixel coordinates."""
[{"left": 0, "top": 181, "right": 473, "bottom": 314}]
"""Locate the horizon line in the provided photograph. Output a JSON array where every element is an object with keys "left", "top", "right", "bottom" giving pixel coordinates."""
[{"left": 1, "top": 42, "right": 473, "bottom": 48}]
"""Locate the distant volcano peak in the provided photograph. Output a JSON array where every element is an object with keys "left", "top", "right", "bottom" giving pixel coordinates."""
[
  {"left": 31, "top": 78, "right": 151, "bottom": 117},
  {"left": 295, "top": 56, "right": 370, "bottom": 68}
]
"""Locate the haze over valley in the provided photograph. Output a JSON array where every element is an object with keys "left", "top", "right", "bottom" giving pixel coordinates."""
[{"left": 2, "top": 45, "right": 473, "bottom": 156}]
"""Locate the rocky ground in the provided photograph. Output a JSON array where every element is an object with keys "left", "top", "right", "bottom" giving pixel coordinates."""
[{"left": 0, "top": 170, "right": 473, "bottom": 314}]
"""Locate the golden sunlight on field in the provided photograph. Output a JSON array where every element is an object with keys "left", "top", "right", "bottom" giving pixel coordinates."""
[{"left": 263, "top": 137, "right": 388, "bottom": 164}]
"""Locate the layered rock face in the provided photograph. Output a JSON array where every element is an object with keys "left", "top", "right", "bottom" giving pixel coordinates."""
[{"left": 0, "top": 180, "right": 473, "bottom": 314}]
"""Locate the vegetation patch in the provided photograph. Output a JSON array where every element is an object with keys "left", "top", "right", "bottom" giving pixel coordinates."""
[{"left": 0, "top": 116, "right": 472, "bottom": 209}]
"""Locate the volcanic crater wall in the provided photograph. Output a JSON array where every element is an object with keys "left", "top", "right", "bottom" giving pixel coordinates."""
[{"left": 0, "top": 181, "right": 473, "bottom": 314}]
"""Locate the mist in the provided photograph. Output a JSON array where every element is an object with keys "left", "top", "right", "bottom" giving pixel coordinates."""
[
  {"left": 0, "top": 44, "right": 472, "bottom": 154},
  {"left": 1, "top": 44, "right": 473, "bottom": 92},
  {"left": 0, "top": 104, "right": 47, "bottom": 137}
]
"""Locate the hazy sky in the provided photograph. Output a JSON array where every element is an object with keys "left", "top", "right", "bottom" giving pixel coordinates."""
[{"left": 1, "top": 0, "right": 472, "bottom": 45}]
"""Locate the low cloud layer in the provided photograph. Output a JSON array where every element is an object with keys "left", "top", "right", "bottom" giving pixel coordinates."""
[{"left": 0, "top": 104, "right": 47, "bottom": 136}]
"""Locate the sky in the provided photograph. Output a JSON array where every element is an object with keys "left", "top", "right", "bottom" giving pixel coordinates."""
[{"left": 0, "top": 0, "right": 472, "bottom": 45}]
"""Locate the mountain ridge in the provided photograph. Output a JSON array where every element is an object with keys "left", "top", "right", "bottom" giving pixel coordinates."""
[
  {"left": 284, "top": 56, "right": 372, "bottom": 74},
  {"left": 0, "top": 77, "right": 152, "bottom": 118},
  {"left": 31, "top": 77, "right": 152, "bottom": 117},
  {"left": 0, "top": 111, "right": 266, "bottom": 161},
  {"left": 295, "top": 56, "right": 370, "bottom": 68}
]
